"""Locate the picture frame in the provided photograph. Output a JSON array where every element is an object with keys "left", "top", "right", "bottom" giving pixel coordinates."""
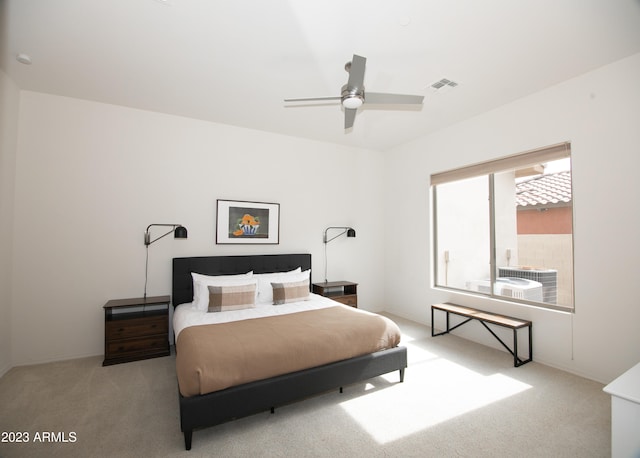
[{"left": 216, "top": 199, "right": 280, "bottom": 244}]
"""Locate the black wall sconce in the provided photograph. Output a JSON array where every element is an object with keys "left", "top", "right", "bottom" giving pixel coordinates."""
[
  {"left": 322, "top": 226, "right": 356, "bottom": 283},
  {"left": 144, "top": 224, "right": 187, "bottom": 298}
]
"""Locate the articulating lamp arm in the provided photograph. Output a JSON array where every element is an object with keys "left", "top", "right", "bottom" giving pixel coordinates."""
[
  {"left": 144, "top": 224, "right": 186, "bottom": 246},
  {"left": 323, "top": 226, "right": 356, "bottom": 283},
  {"left": 323, "top": 226, "right": 356, "bottom": 244}
]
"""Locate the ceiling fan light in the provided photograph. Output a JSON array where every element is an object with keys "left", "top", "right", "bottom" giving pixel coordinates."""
[{"left": 342, "top": 96, "right": 363, "bottom": 109}]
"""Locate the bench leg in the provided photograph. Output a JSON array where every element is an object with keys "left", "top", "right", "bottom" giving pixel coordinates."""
[
  {"left": 432, "top": 308, "right": 472, "bottom": 337},
  {"left": 513, "top": 324, "right": 533, "bottom": 367},
  {"left": 431, "top": 307, "right": 451, "bottom": 337},
  {"left": 480, "top": 321, "right": 532, "bottom": 367},
  {"left": 529, "top": 323, "right": 533, "bottom": 362}
]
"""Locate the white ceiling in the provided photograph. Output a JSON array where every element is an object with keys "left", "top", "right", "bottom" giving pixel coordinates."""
[{"left": 2, "top": 0, "right": 640, "bottom": 151}]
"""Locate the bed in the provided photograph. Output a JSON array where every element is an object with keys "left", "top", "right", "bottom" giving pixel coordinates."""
[{"left": 172, "top": 253, "right": 407, "bottom": 450}]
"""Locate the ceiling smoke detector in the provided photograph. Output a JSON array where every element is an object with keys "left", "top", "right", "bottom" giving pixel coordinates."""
[{"left": 16, "top": 53, "right": 32, "bottom": 65}]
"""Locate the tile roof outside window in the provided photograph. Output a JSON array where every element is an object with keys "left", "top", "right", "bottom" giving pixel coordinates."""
[{"left": 516, "top": 171, "right": 572, "bottom": 207}]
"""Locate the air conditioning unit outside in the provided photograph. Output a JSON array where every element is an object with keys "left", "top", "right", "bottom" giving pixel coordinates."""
[
  {"left": 499, "top": 267, "right": 557, "bottom": 304},
  {"left": 466, "top": 279, "right": 492, "bottom": 295},
  {"left": 466, "top": 277, "right": 543, "bottom": 302}
]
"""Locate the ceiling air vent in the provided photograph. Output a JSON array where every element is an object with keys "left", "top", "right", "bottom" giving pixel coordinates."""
[{"left": 430, "top": 78, "right": 458, "bottom": 91}]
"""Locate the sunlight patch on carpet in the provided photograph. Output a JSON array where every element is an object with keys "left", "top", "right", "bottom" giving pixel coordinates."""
[{"left": 339, "top": 357, "right": 532, "bottom": 444}]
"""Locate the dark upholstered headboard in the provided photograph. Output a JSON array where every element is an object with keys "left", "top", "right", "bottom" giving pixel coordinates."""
[{"left": 172, "top": 253, "right": 312, "bottom": 307}]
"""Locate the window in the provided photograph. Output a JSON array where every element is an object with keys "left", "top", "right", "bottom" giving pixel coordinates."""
[{"left": 431, "top": 143, "right": 574, "bottom": 312}]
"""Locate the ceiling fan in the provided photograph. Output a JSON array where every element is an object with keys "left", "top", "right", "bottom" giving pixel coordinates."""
[{"left": 284, "top": 54, "right": 424, "bottom": 129}]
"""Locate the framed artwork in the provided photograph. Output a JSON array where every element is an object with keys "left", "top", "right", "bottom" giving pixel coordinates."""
[{"left": 216, "top": 199, "right": 280, "bottom": 244}]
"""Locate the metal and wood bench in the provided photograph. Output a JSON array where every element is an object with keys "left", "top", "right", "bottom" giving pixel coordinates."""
[{"left": 431, "top": 302, "right": 532, "bottom": 367}]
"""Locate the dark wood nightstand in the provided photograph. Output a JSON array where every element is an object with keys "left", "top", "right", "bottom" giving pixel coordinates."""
[
  {"left": 312, "top": 281, "right": 358, "bottom": 308},
  {"left": 103, "top": 295, "right": 171, "bottom": 366}
]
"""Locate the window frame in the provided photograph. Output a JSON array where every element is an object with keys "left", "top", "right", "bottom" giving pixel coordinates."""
[{"left": 431, "top": 142, "right": 574, "bottom": 313}]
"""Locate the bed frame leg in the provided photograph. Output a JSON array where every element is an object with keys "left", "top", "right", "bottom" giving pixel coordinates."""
[
  {"left": 184, "top": 430, "right": 193, "bottom": 451},
  {"left": 399, "top": 368, "right": 405, "bottom": 382},
  {"left": 339, "top": 387, "right": 343, "bottom": 393},
  {"left": 270, "top": 407, "right": 275, "bottom": 414}
]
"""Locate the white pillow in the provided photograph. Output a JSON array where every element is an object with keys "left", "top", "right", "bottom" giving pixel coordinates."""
[
  {"left": 256, "top": 269, "right": 309, "bottom": 303},
  {"left": 253, "top": 268, "right": 301, "bottom": 302},
  {"left": 191, "top": 271, "right": 253, "bottom": 311}
]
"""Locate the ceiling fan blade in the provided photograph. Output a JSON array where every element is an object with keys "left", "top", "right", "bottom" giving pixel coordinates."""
[
  {"left": 347, "top": 55, "right": 366, "bottom": 88},
  {"left": 344, "top": 108, "right": 357, "bottom": 129},
  {"left": 365, "top": 92, "right": 424, "bottom": 105},
  {"left": 284, "top": 96, "right": 341, "bottom": 103}
]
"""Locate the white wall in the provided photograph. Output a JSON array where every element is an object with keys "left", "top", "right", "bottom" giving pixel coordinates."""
[
  {"left": 0, "top": 69, "right": 19, "bottom": 377},
  {"left": 7, "top": 54, "right": 640, "bottom": 384},
  {"left": 384, "top": 53, "right": 640, "bottom": 384},
  {"left": 11, "top": 92, "right": 384, "bottom": 365}
]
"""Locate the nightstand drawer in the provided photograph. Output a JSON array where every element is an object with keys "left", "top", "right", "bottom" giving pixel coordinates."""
[
  {"left": 106, "top": 335, "right": 168, "bottom": 356},
  {"left": 106, "top": 315, "right": 167, "bottom": 339},
  {"left": 333, "top": 295, "right": 357, "bottom": 307}
]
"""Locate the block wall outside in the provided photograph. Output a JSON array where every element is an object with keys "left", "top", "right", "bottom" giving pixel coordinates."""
[{"left": 516, "top": 234, "right": 574, "bottom": 306}]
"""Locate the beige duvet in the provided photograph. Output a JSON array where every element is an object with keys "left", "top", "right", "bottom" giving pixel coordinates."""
[{"left": 176, "top": 306, "right": 402, "bottom": 397}]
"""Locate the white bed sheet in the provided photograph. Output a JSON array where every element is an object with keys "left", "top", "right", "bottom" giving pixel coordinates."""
[{"left": 173, "top": 293, "right": 342, "bottom": 339}]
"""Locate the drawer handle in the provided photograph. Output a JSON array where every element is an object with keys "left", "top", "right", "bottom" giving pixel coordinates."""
[{"left": 118, "top": 328, "right": 125, "bottom": 332}]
